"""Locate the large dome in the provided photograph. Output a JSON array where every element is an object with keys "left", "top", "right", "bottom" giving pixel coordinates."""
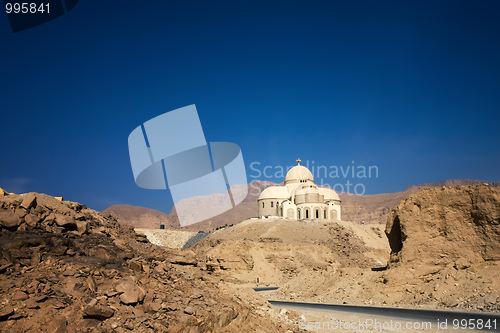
[
  {"left": 258, "top": 186, "right": 289, "bottom": 200},
  {"left": 285, "top": 164, "right": 314, "bottom": 184}
]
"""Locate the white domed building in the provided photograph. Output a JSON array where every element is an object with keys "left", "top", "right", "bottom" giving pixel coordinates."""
[{"left": 258, "top": 159, "right": 341, "bottom": 220}]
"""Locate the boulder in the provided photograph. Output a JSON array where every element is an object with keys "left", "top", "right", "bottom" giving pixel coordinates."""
[
  {"left": 46, "top": 315, "right": 67, "bottom": 333},
  {"left": 115, "top": 276, "right": 146, "bottom": 305},
  {"left": 84, "top": 305, "right": 115, "bottom": 320},
  {"left": 129, "top": 261, "right": 143, "bottom": 272},
  {"left": 13, "top": 290, "right": 28, "bottom": 301},
  {"left": 76, "top": 221, "right": 89, "bottom": 235},
  {"left": 168, "top": 250, "right": 198, "bottom": 266},
  {"left": 20, "top": 194, "right": 37, "bottom": 210},
  {"left": 386, "top": 185, "right": 500, "bottom": 268},
  {"left": 26, "top": 298, "right": 39, "bottom": 309},
  {"left": 0, "top": 305, "right": 14, "bottom": 320},
  {"left": 14, "top": 208, "right": 27, "bottom": 218},
  {"left": 88, "top": 246, "right": 116, "bottom": 260},
  {"left": 43, "top": 213, "right": 56, "bottom": 225},
  {"left": 184, "top": 306, "right": 195, "bottom": 315},
  {"left": 74, "top": 213, "right": 86, "bottom": 221},
  {"left": 54, "top": 214, "right": 76, "bottom": 228},
  {"left": 25, "top": 214, "right": 42, "bottom": 227},
  {"left": 0, "top": 211, "right": 21, "bottom": 228},
  {"left": 31, "top": 250, "right": 41, "bottom": 266},
  {"left": 0, "top": 188, "right": 9, "bottom": 197}
]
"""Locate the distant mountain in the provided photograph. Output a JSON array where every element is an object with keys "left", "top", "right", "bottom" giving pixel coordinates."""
[
  {"left": 103, "top": 204, "right": 178, "bottom": 230},
  {"left": 104, "top": 179, "right": 500, "bottom": 230},
  {"left": 103, "top": 180, "right": 274, "bottom": 232}
]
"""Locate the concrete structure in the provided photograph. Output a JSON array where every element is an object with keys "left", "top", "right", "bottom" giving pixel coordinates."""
[{"left": 258, "top": 159, "right": 341, "bottom": 220}]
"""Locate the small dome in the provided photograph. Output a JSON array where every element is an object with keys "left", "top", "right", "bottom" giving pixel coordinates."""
[
  {"left": 285, "top": 165, "right": 314, "bottom": 184},
  {"left": 258, "top": 186, "right": 289, "bottom": 200},
  {"left": 319, "top": 187, "right": 340, "bottom": 201}
]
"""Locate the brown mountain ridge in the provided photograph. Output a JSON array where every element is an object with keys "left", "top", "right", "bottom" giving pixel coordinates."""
[{"left": 104, "top": 179, "right": 500, "bottom": 231}]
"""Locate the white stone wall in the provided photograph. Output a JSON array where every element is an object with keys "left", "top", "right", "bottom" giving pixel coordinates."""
[{"left": 258, "top": 199, "right": 279, "bottom": 217}]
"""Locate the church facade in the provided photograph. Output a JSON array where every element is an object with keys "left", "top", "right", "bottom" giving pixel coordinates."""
[{"left": 258, "top": 159, "right": 341, "bottom": 220}]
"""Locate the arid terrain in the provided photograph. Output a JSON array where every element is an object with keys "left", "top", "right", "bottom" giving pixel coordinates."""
[
  {"left": 2, "top": 181, "right": 500, "bottom": 333},
  {"left": 0, "top": 189, "right": 300, "bottom": 332},
  {"left": 190, "top": 184, "right": 500, "bottom": 313}
]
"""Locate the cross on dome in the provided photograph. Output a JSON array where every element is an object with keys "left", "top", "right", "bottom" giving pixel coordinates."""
[{"left": 296, "top": 158, "right": 301, "bottom": 165}]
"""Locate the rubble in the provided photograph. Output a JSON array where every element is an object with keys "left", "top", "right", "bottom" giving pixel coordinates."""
[{"left": 0, "top": 192, "right": 299, "bottom": 332}]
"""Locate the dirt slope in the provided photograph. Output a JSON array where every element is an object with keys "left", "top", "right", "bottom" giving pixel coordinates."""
[{"left": 191, "top": 218, "right": 389, "bottom": 292}]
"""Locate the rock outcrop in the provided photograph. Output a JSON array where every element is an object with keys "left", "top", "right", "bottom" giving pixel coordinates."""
[
  {"left": 386, "top": 184, "right": 500, "bottom": 269},
  {"left": 373, "top": 184, "right": 500, "bottom": 311},
  {"left": 0, "top": 188, "right": 11, "bottom": 197},
  {"left": 0, "top": 192, "right": 298, "bottom": 332},
  {"left": 342, "top": 179, "right": 500, "bottom": 225},
  {"left": 222, "top": 185, "right": 500, "bottom": 312}
]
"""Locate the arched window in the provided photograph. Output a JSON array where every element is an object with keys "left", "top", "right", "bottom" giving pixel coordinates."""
[
  {"left": 298, "top": 209, "right": 301, "bottom": 219},
  {"left": 306, "top": 209, "right": 309, "bottom": 219},
  {"left": 262, "top": 202, "right": 264, "bottom": 208},
  {"left": 271, "top": 202, "right": 273, "bottom": 208},
  {"left": 316, "top": 210, "right": 319, "bottom": 218},
  {"left": 324, "top": 210, "right": 327, "bottom": 219}
]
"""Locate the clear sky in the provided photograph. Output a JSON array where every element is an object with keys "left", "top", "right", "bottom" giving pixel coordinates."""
[{"left": 1, "top": 0, "right": 499, "bottom": 214}]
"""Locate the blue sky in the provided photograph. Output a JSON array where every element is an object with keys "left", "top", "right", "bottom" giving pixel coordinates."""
[{"left": 1, "top": 0, "right": 499, "bottom": 213}]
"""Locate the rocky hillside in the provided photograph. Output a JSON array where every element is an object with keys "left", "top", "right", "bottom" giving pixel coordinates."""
[
  {"left": 284, "top": 184, "right": 500, "bottom": 311},
  {"left": 0, "top": 190, "right": 299, "bottom": 332},
  {"left": 377, "top": 184, "right": 500, "bottom": 310},
  {"left": 190, "top": 218, "right": 388, "bottom": 292},
  {"left": 386, "top": 184, "right": 500, "bottom": 267},
  {"left": 192, "top": 185, "right": 500, "bottom": 313}
]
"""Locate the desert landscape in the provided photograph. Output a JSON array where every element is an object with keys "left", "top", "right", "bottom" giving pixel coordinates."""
[
  {"left": 0, "top": 189, "right": 298, "bottom": 332},
  {"left": 2, "top": 179, "right": 499, "bottom": 332},
  {"left": 3, "top": 1, "right": 499, "bottom": 332},
  {"left": 188, "top": 183, "right": 500, "bottom": 313}
]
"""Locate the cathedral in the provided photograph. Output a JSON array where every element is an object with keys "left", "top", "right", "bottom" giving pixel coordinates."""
[{"left": 258, "top": 159, "right": 341, "bottom": 220}]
